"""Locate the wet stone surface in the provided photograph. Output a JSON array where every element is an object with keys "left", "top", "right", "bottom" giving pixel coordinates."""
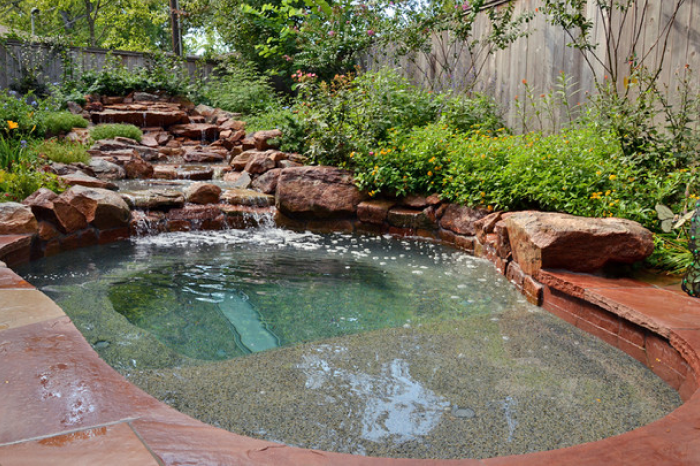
[{"left": 16, "top": 229, "right": 682, "bottom": 459}]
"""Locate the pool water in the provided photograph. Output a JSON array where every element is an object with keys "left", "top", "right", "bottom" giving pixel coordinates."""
[{"left": 18, "top": 228, "right": 682, "bottom": 459}]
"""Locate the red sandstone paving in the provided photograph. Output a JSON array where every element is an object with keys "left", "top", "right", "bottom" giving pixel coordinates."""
[
  {"left": 537, "top": 269, "right": 653, "bottom": 299},
  {"left": 671, "top": 329, "right": 700, "bottom": 374},
  {"left": 132, "top": 414, "right": 483, "bottom": 466},
  {"left": 0, "top": 317, "right": 167, "bottom": 444},
  {"left": 0, "top": 422, "right": 160, "bottom": 465},
  {"left": 0, "top": 290, "right": 65, "bottom": 330},
  {"left": 584, "top": 287, "right": 700, "bottom": 338},
  {"left": 0, "top": 267, "right": 34, "bottom": 289}
]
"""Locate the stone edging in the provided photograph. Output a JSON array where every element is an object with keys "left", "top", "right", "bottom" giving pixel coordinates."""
[{"left": 1, "top": 202, "right": 700, "bottom": 463}]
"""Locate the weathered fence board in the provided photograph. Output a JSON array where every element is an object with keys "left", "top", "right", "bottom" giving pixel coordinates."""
[{"left": 368, "top": 0, "right": 700, "bottom": 130}]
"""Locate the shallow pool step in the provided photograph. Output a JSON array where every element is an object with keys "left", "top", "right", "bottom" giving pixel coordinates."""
[{"left": 218, "top": 295, "right": 279, "bottom": 353}]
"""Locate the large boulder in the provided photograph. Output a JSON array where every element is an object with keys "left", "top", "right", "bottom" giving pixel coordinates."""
[
  {"left": 252, "top": 129, "right": 282, "bottom": 151},
  {"left": 251, "top": 168, "right": 282, "bottom": 194},
  {"left": 89, "top": 158, "right": 127, "bottom": 180},
  {"left": 0, "top": 202, "right": 38, "bottom": 235},
  {"left": 505, "top": 211, "right": 655, "bottom": 274},
  {"left": 244, "top": 151, "right": 276, "bottom": 175},
  {"left": 92, "top": 150, "right": 154, "bottom": 179},
  {"left": 59, "top": 186, "right": 131, "bottom": 230},
  {"left": 60, "top": 172, "right": 118, "bottom": 190},
  {"left": 276, "top": 166, "right": 363, "bottom": 220},
  {"left": 185, "top": 183, "right": 222, "bottom": 205},
  {"left": 440, "top": 204, "right": 488, "bottom": 236},
  {"left": 23, "top": 189, "right": 87, "bottom": 234},
  {"left": 90, "top": 138, "right": 160, "bottom": 161},
  {"left": 223, "top": 171, "right": 252, "bottom": 189}
]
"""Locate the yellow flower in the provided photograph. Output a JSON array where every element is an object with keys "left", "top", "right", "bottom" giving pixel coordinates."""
[
  {"left": 605, "top": 190, "right": 611, "bottom": 195},
  {"left": 427, "top": 171, "right": 433, "bottom": 177},
  {"left": 609, "top": 174, "right": 617, "bottom": 181},
  {"left": 6, "top": 121, "right": 18, "bottom": 130},
  {"left": 596, "top": 170, "right": 602, "bottom": 176}
]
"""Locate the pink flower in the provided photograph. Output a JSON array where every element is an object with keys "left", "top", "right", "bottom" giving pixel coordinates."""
[
  {"left": 328, "top": 30, "right": 335, "bottom": 36},
  {"left": 283, "top": 55, "right": 293, "bottom": 61},
  {"left": 367, "top": 29, "right": 375, "bottom": 36},
  {"left": 462, "top": 2, "right": 469, "bottom": 10}
]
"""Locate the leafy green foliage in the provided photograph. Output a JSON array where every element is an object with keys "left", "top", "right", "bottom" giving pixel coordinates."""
[
  {"left": 44, "top": 112, "right": 88, "bottom": 136},
  {"left": 90, "top": 123, "right": 143, "bottom": 143},
  {"left": 61, "top": 53, "right": 191, "bottom": 98},
  {"left": 0, "top": 90, "right": 49, "bottom": 137},
  {"left": 33, "top": 139, "right": 90, "bottom": 165},
  {"left": 0, "top": 133, "right": 65, "bottom": 202},
  {"left": 196, "top": 61, "right": 282, "bottom": 115},
  {"left": 439, "top": 92, "right": 507, "bottom": 134},
  {"left": 354, "top": 123, "right": 696, "bottom": 236},
  {"left": 291, "top": 69, "right": 442, "bottom": 166},
  {"left": 0, "top": 166, "right": 64, "bottom": 202},
  {"left": 1, "top": 0, "right": 168, "bottom": 51},
  {"left": 245, "top": 0, "right": 384, "bottom": 82}
]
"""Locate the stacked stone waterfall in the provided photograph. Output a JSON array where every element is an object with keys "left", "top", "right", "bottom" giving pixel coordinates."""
[{"left": 0, "top": 92, "right": 656, "bottom": 306}]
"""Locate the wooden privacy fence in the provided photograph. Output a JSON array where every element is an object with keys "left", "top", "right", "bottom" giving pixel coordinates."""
[
  {"left": 0, "top": 38, "right": 217, "bottom": 92},
  {"left": 366, "top": 0, "right": 700, "bottom": 130}
]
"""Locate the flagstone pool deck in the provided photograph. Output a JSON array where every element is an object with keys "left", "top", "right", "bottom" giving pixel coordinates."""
[{"left": 2, "top": 254, "right": 700, "bottom": 465}]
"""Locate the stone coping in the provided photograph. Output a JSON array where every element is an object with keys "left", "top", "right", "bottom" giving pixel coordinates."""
[{"left": 1, "top": 236, "right": 700, "bottom": 464}]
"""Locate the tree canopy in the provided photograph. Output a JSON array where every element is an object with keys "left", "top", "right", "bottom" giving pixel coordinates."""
[{"left": 0, "top": 0, "right": 169, "bottom": 51}]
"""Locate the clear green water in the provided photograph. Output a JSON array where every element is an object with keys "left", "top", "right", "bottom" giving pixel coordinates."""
[
  {"left": 21, "top": 229, "right": 518, "bottom": 366},
  {"left": 17, "top": 228, "right": 682, "bottom": 459}
]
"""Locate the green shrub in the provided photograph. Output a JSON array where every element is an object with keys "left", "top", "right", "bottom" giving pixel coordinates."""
[
  {"left": 354, "top": 123, "right": 696, "bottom": 234},
  {"left": 196, "top": 62, "right": 282, "bottom": 115},
  {"left": 293, "top": 69, "right": 441, "bottom": 166},
  {"left": 244, "top": 108, "right": 307, "bottom": 154},
  {"left": 61, "top": 52, "right": 190, "bottom": 98},
  {"left": 439, "top": 92, "right": 507, "bottom": 134},
  {"left": 33, "top": 139, "right": 90, "bottom": 164},
  {"left": 44, "top": 112, "right": 88, "bottom": 136},
  {"left": 0, "top": 167, "right": 65, "bottom": 202},
  {"left": 0, "top": 90, "right": 48, "bottom": 137},
  {"left": 90, "top": 123, "right": 143, "bottom": 142}
]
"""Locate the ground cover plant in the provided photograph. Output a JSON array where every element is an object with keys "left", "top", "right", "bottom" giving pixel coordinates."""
[
  {"left": 90, "top": 123, "right": 143, "bottom": 143},
  {"left": 33, "top": 139, "right": 90, "bottom": 165},
  {"left": 44, "top": 112, "right": 89, "bottom": 136}
]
